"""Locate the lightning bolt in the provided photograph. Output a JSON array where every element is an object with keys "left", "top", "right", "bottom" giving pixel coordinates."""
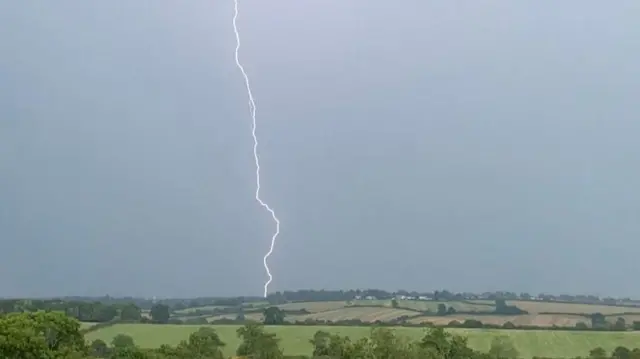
[{"left": 232, "top": 0, "right": 280, "bottom": 298}]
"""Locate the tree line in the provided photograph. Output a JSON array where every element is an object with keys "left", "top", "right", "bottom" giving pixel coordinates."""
[
  {"left": 0, "top": 298, "right": 173, "bottom": 324},
  {"left": 7, "top": 288, "right": 637, "bottom": 316}
]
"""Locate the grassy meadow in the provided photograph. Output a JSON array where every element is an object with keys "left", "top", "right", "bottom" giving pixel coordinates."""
[{"left": 85, "top": 323, "right": 640, "bottom": 358}]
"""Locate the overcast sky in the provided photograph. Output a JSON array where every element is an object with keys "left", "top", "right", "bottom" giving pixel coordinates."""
[{"left": 2, "top": 1, "right": 640, "bottom": 298}]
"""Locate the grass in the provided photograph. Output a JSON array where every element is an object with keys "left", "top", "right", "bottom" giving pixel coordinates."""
[
  {"left": 79, "top": 322, "right": 98, "bottom": 329},
  {"left": 85, "top": 324, "right": 640, "bottom": 358}
]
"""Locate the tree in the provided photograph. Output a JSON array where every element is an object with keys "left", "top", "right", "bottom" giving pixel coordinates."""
[
  {"left": 150, "top": 304, "right": 170, "bottom": 324},
  {"left": 613, "top": 346, "right": 632, "bottom": 359},
  {"left": 437, "top": 303, "right": 447, "bottom": 315},
  {"left": 108, "top": 346, "right": 151, "bottom": 359},
  {"left": 418, "top": 327, "right": 475, "bottom": 359},
  {"left": 0, "top": 311, "right": 87, "bottom": 358},
  {"left": 309, "top": 330, "right": 360, "bottom": 359},
  {"left": 236, "top": 323, "right": 283, "bottom": 359},
  {"left": 461, "top": 319, "right": 483, "bottom": 328},
  {"left": 309, "top": 330, "right": 332, "bottom": 357},
  {"left": 391, "top": 299, "right": 399, "bottom": 308},
  {"left": 488, "top": 336, "right": 519, "bottom": 359},
  {"left": 90, "top": 339, "right": 109, "bottom": 357},
  {"left": 575, "top": 322, "right": 589, "bottom": 330},
  {"left": 174, "top": 327, "right": 226, "bottom": 359},
  {"left": 494, "top": 299, "right": 526, "bottom": 315},
  {"left": 120, "top": 304, "right": 142, "bottom": 321},
  {"left": 589, "top": 347, "right": 608, "bottom": 359},
  {"left": 614, "top": 317, "right": 627, "bottom": 331},
  {"left": 111, "top": 334, "right": 135, "bottom": 349},
  {"left": 591, "top": 313, "right": 607, "bottom": 329},
  {"left": 262, "top": 306, "right": 285, "bottom": 325},
  {"left": 367, "top": 327, "right": 415, "bottom": 359}
]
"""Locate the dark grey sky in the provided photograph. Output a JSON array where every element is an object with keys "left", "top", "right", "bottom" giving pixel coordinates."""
[{"left": 2, "top": 1, "right": 640, "bottom": 298}]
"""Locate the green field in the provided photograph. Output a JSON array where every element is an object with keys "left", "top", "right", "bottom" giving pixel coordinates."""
[
  {"left": 80, "top": 322, "right": 98, "bottom": 329},
  {"left": 85, "top": 324, "right": 640, "bottom": 358}
]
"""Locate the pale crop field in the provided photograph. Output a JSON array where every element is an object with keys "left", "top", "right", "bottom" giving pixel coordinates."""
[
  {"left": 277, "top": 301, "right": 349, "bottom": 313},
  {"left": 399, "top": 300, "right": 494, "bottom": 313},
  {"left": 350, "top": 300, "right": 494, "bottom": 313},
  {"left": 469, "top": 300, "right": 640, "bottom": 315},
  {"left": 507, "top": 301, "right": 640, "bottom": 315},
  {"left": 409, "top": 314, "right": 588, "bottom": 327},
  {"left": 294, "top": 307, "right": 417, "bottom": 322}
]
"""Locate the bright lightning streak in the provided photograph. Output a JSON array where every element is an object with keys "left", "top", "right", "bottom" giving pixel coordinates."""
[{"left": 232, "top": 0, "right": 280, "bottom": 298}]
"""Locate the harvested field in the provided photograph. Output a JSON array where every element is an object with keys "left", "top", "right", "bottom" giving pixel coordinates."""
[
  {"left": 294, "top": 307, "right": 417, "bottom": 322},
  {"left": 409, "top": 314, "right": 588, "bottom": 327},
  {"left": 350, "top": 300, "right": 493, "bottom": 313},
  {"left": 467, "top": 300, "right": 640, "bottom": 315},
  {"left": 506, "top": 301, "right": 640, "bottom": 315},
  {"left": 350, "top": 300, "right": 391, "bottom": 307},
  {"left": 398, "top": 300, "right": 494, "bottom": 313},
  {"left": 277, "top": 301, "right": 348, "bottom": 313}
]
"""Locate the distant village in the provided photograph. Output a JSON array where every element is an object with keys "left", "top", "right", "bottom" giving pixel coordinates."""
[
  {"left": 352, "top": 292, "right": 639, "bottom": 306},
  {"left": 356, "top": 294, "right": 549, "bottom": 301}
]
